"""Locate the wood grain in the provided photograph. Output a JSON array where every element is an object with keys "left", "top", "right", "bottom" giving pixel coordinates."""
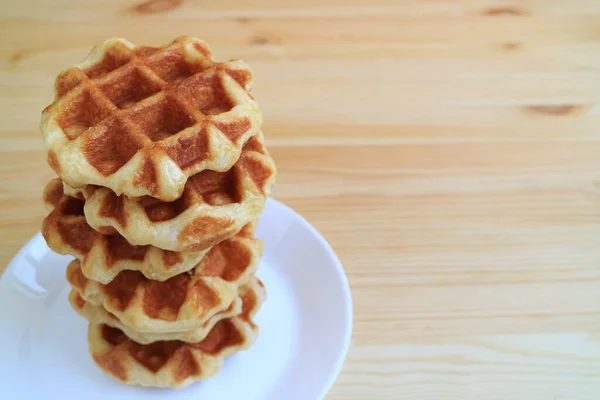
[{"left": 2, "top": 0, "right": 600, "bottom": 398}]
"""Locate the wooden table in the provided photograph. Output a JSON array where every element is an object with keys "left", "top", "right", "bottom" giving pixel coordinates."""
[{"left": 2, "top": 0, "right": 600, "bottom": 398}]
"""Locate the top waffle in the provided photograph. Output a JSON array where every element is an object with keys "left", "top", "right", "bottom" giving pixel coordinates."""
[{"left": 41, "top": 36, "right": 261, "bottom": 201}]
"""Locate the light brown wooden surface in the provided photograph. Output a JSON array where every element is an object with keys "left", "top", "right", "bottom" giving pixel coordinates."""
[{"left": 2, "top": 0, "right": 600, "bottom": 398}]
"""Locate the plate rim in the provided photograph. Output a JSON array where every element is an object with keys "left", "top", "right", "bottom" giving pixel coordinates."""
[{"left": 265, "top": 198, "right": 354, "bottom": 399}]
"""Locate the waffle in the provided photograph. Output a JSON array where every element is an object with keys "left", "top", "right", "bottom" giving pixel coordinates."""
[
  {"left": 66, "top": 229, "right": 261, "bottom": 333},
  {"left": 70, "top": 290, "right": 242, "bottom": 344},
  {"left": 78, "top": 133, "right": 275, "bottom": 252},
  {"left": 41, "top": 36, "right": 262, "bottom": 202},
  {"left": 43, "top": 178, "right": 249, "bottom": 283},
  {"left": 87, "top": 278, "right": 265, "bottom": 388}
]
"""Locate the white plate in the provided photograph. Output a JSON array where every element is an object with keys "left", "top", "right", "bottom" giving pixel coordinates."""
[{"left": 0, "top": 199, "right": 352, "bottom": 400}]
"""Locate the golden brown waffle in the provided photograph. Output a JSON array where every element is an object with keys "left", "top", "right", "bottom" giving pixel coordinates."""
[
  {"left": 41, "top": 36, "right": 262, "bottom": 202},
  {"left": 78, "top": 133, "right": 275, "bottom": 252},
  {"left": 66, "top": 230, "right": 261, "bottom": 333},
  {"left": 70, "top": 290, "right": 242, "bottom": 344},
  {"left": 87, "top": 278, "right": 265, "bottom": 388},
  {"left": 43, "top": 178, "right": 236, "bottom": 283}
]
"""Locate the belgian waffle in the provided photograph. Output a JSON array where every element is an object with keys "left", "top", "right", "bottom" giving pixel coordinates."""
[
  {"left": 87, "top": 278, "right": 265, "bottom": 388},
  {"left": 76, "top": 133, "right": 275, "bottom": 251},
  {"left": 69, "top": 290, "right": 242, "bottom": 344},
  {"left": 43, "top": 178, "right": 241, "bottom": 283},
  {"left": 41, "top": 36, "right": 262, "bottom": 202},
  {"left": 66, "top": 228, "right": 261, "bottom": 333}
]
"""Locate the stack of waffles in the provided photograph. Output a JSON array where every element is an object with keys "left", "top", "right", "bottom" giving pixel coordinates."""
[{"left": 39, "top": 37, "right": 276, "bottom": 388}]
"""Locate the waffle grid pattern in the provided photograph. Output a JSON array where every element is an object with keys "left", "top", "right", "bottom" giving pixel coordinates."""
[{"left": 42, "top": 36, "right": 262, "bottom": 202}]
